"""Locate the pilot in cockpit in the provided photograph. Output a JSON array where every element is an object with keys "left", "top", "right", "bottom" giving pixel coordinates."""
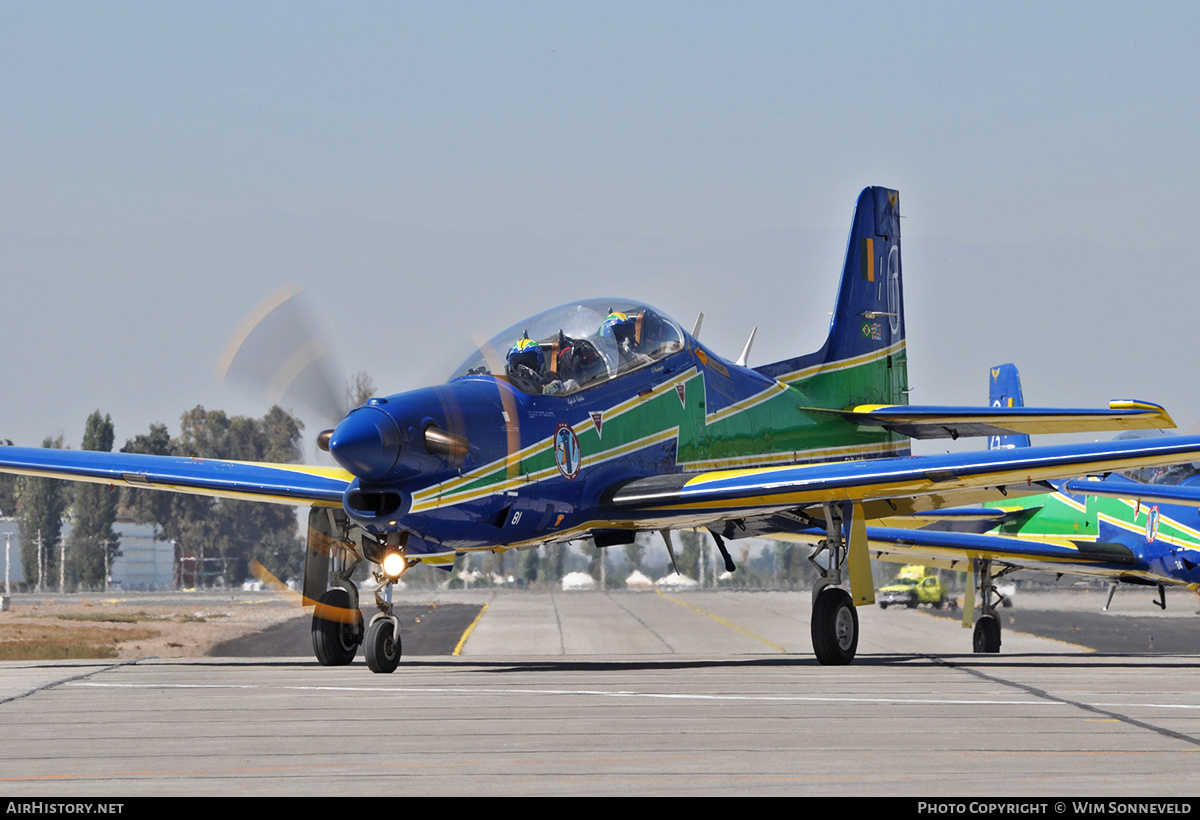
[
  {"left": 505, "top": 335, "right": 549, "bottom": 394},
  {"left": 601, "top": 310, "right": 654, "bottom": 370}
]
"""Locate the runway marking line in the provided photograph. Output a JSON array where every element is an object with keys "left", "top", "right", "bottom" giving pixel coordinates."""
[
  {"left": 454, "top": 602, "right": 488, "bottom": 656},
  {"left": 63, "top": 679, "right": 1200, "bottom": 713},
  {"left": 654, "top": 588, "right": 788, "bottom": 653},
  {"left": 66, "top": 680, "right": 1061, "bottom": 706}
]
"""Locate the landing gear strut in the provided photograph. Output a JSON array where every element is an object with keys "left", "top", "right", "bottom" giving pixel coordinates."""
[
  {"left": 971, "top": 558, "right": 1003, "bottom": 653},
  {"left": 362, "top": 532, "right": 415, "bottom": 674},
  {"left": 365, "top": 568, "right": 404, "bottom": 673},
  {"left": 307, "top": 509, "right": 365, "bottom": 666}
]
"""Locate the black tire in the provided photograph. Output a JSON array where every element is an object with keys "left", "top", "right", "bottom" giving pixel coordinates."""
[
  {"left": 973, "top": 614, "right": 1001, "bottom": 653},
  {"left": 311, "top": 588, "right": 362, "bottom": 666},
  {"left": 811, "top": 587, "right": 859, "bottom": 665},
  {"left": 365, "top": 619, "right": 401, "bottom": 674}
]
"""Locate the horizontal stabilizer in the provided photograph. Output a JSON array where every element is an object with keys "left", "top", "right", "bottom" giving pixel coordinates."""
[
  {"left": 1062, "top": 477, "right": 1200, "bottom": 508},
  {"left": 861, "top": 506, "right": 1043, "bottom": 534},
  {"left": 770, "top": 526, "right": 1139, "bottom": 569},
  {"left": 804, "top": 400, "right": 1175, "bottom": 440},
  {"left": 908, "top": 506, "right": 1041, "bottom": 534},
  {"left": 859, "top": 526, "right": 1139, "bottom": 567}
]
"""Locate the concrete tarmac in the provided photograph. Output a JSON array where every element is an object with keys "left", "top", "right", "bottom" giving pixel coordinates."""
[{"left": 3, "top": 588, "right": 1200, "bottom": 796}]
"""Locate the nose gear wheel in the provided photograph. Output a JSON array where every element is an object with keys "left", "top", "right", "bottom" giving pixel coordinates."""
[{"left": 365, "top": 618, "right": 401, "bottom": 673}]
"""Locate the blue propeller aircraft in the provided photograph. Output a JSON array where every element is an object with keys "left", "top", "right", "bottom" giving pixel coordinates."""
[
  {"left": 810, "top": 363, "right": 1200, "bottom": 654},
  {"left": 4, "top": 186, "right": 1200, "bottom": 672}
]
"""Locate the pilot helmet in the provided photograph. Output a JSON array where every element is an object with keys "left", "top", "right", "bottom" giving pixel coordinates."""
[
  {"left": 600, "top": 311, "right": 635, "bottom": 347},
  {"left": 507, "top": 337, "right": 544, "bottom": 373}
]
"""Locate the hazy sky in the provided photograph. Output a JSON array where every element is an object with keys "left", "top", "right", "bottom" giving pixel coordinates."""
[{"left": 3, "top": 2, "right": 1198, "bottom": 455}]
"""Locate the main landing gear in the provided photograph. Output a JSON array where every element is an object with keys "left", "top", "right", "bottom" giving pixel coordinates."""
[
  {"left": 806, "top": 502, "right": 868, "bottom": 665},
  {"left": 311, "top": 586, "right": 364, "bottom": 666},
  {"left": 971, "top": 558, "right": 1006, "bottom": 654}
]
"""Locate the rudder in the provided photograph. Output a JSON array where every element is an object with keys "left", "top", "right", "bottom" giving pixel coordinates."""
[{"left": 758, "top": 186, "right": 908, "bottom": 409}]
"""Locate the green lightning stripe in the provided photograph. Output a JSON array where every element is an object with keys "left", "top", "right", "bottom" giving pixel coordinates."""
[
  {"left": 409, "top": 350, "right": 906, "bottom": 513},
  {"left": 703, "top": 380, "right": 790, "bottom": 424}
]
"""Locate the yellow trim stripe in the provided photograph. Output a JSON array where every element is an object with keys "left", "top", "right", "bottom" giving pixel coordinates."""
[
  {"left": 778, "top": 341, "right": 906, "bottom": 385},
  {"left": 678, "top": 438, "right": 908, "bottom": 472},
  {"left": 650, "top": 450, "right": 1200, "bottom": 513}
]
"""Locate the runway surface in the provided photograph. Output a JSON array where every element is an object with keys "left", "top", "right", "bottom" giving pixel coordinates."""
[{"left": 3, "top": 587, "right": 1200, "bottom": 796}]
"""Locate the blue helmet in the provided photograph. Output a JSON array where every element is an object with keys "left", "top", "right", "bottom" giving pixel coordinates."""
[
  {"left": 600, "top": 311, "right": 635, "bottom": 346},
  {"left": 507, "top": 337, "right": 544, "bottom": 373}
]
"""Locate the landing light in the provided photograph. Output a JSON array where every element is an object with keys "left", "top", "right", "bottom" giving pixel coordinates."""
[{"left": 381, "top": 551, "right": 406, "bottom": 579}]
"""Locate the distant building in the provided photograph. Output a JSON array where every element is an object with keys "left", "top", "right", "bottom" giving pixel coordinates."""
[{"left": 0, "top": 518, "right": 175, "bottom": 591}]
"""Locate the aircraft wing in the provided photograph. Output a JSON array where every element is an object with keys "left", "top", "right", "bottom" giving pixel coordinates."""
[
  {"left": 604, "top": 435, "right": 1200, "bottom": 524},
  {"left": 0, "top": 446, "right": 352, "bottom": 507},
  {"left": 802, "top": 400, "right": 1174, "bottom": 440}
]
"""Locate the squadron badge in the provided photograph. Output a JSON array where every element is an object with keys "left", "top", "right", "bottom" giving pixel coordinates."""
[{"left": 554, "top": 423, "right": 582, "bottom": 480}]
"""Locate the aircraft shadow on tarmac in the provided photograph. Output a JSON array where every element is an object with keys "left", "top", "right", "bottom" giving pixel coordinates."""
[
  {"left": 923, "top": 606, "right": 1200, "bottom": 654},
  {"left": 147, "top": 654, "right": 1200, "bottom": 676},
  {"left": 202, "top": 595, "right": 1200, "bottom": 673},
  {"left": 211, "top": 602, "right": 484, "bottom": 658}
]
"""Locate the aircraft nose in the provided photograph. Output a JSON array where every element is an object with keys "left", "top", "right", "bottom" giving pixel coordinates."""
[{"left": 328, "top": 406, "right": 402, "bottom": 480}]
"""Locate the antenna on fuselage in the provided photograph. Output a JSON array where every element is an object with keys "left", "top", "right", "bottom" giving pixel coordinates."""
[
  {"left": 735, "top": 327, "right": 758, "bottom": 367},
  {"left": 691, "top": 312, "right": 704, "bottom": 338}
]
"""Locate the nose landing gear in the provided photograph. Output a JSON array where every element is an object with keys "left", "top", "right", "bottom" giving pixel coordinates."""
[
  {"left": 304, "top": 508, "right": 413, "bottom": 673},
  {"left": 365, "top": 574, "right": 404, "bottom": 673},
  {"left": 365, "top": 617, "right": 401, "bottom": 673}
]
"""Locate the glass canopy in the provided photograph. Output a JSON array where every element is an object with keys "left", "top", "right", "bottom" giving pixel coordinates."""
[{"left": 450, "top": 298, "right": 685, "bottom": 395}]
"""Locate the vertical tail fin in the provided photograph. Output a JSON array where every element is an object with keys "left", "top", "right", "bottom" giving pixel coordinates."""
[
  {"left": 758, "top": 186, "right": 908, "bottom": 409},
  {"left": 826, "top": 186, "right": 905, "bottom": 370},
  {"left": 988, "top": 363, "right": 1031, "bottom": 450}
]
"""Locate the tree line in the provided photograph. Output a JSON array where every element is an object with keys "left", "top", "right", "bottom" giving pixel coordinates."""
[{"left": 0, "top": 406, "right": 305, "bottom": 591}]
